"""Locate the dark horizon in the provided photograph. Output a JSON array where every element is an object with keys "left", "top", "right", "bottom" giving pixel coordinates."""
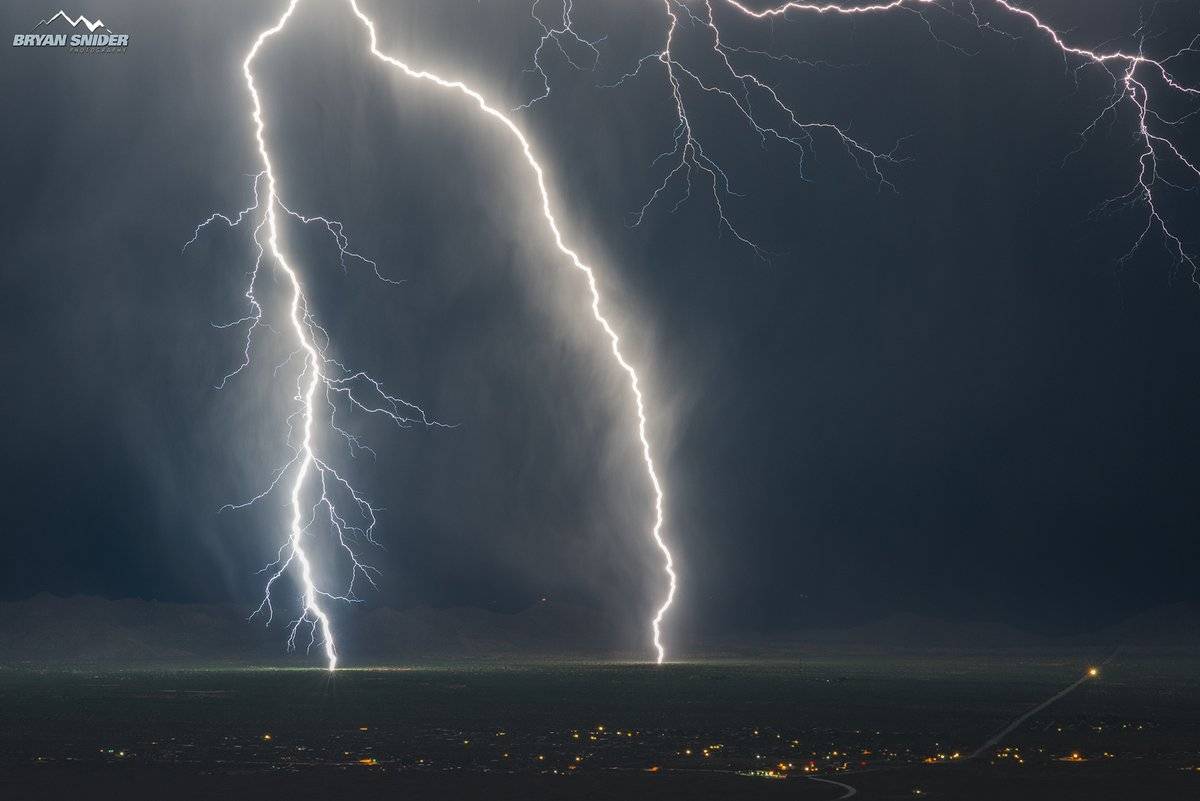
[{"left": 3, "top": 591, "right": 1196, "bottom": 672}]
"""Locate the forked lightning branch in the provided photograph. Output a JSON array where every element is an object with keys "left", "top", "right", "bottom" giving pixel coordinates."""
[
  {"left": 188, "top": 0, "right": 1196, "bottom": 670},
  {"left": 190, "top": 0, "right": 674, "bottom": 670}
]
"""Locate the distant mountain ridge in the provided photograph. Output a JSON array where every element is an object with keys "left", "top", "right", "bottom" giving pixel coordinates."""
[
  {"left": 0, "top": 593, "right": 623, "bottom": 667},
  {"left": 0, "top": 594, "right": 1196, "bottom": 666}
]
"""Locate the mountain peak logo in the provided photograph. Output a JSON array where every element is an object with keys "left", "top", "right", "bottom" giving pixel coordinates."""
[
  {"left": 34, "top": 10, "right": 108, "bottom": 33},
  {"left": 13, "top": 9, "right": 128, "bottom": 52}
]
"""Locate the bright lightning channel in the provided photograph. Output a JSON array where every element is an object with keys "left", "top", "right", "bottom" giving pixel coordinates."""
[
  {"left": 525, "top": 0, "right": 1197, "bottom": 275},
  {"left": 342, "top": 0, "right": 677, "bottom": 661},
  {"left": 190, "top": 0, "right": 677, "bottom": 669}
]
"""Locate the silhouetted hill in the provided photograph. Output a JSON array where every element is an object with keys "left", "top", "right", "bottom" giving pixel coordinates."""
[
  {"left": 0, "top": 594, "right": 621, "bottom": 667},
  {"left": 0, "top": 594, "right": 275, "bottom": 665},
  {"left": 2, "top": 595, "right": 1196, "bottom": 666},
  {"left": 804, "top": 611, "right": 1046, "bottom": 648},
  {"left": 1088, "top": 602, "right": 1200, "bottom": 647}
]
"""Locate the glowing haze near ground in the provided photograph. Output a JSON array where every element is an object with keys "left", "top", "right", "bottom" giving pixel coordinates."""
[
  {"left": 193, "top": 0, "right": 1198, "bottom": 668},
  {"left": 195, "top": 0, "right": 675, "bottom": 669}
]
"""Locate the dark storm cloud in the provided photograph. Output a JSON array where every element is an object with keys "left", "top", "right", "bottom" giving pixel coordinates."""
[{"left": 1, "top": 0, "right": 1198, "bottom": 649}]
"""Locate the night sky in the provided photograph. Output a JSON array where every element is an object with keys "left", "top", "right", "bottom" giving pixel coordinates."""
[{"left": 1, "top": 0, "right": 1198, "bottom": 648}]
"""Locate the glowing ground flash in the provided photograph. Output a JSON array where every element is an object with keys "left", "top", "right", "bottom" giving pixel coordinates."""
[{"left": 192, "top": 0, "right": 675, "bottom": 668}]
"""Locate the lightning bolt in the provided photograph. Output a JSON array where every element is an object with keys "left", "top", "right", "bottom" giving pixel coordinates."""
[
  {"left": 190, "top": 0, "right": 1194, "bottom": 670},
  {"left": 188, "top": 0, "right": 676, "bottom": 668},
  {"left": 524, "top": 0, "right": 1197, "bottom": 275},
  {"left": 516, "top": 0, "right": 606, "bottom": 111}
]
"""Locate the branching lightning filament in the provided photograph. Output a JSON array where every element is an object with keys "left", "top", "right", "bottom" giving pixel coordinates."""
[
  {"left": 190, "top": 0, "right": 1197, "bottom": 670},
  {"left": 190, "top": 0, "right": 676, "bottom": 668},
  {"left": 524, "top": 0, "right": 1197, "bottom": 274}
]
